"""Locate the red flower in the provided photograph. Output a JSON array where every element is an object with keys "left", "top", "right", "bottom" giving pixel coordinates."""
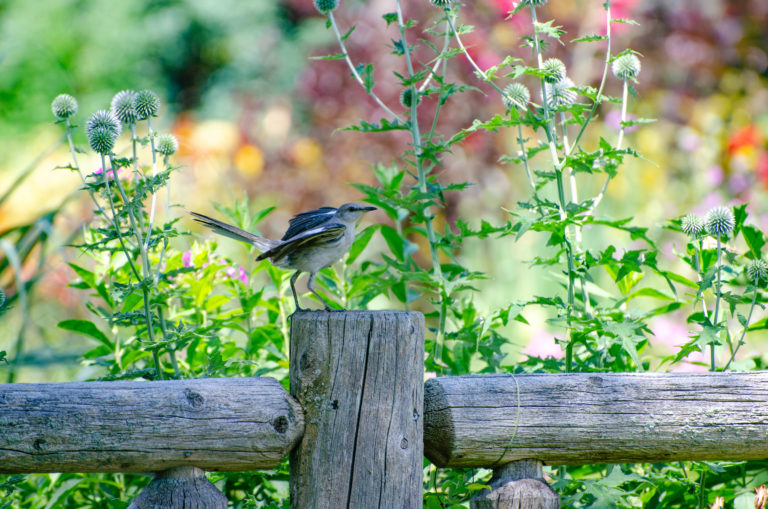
[{"left": 727, "top": 124, "right": 761, "bottom": 154}]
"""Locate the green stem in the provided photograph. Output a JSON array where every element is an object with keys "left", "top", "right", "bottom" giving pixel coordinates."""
[
  {"left": 143, "top": 118, "right": 159, "bottom": 250},
  {"left": 397, "top": 0, "right": 447, "bottom": 364},
  {"left": 568, "top": 0, "right": 612, "bottom": 153},
  {"left": 723, "top": 278, "right": 759, "bottom": 371},
  {"left": 328, "top": 11, "right": 403, "bottom": 122},
  {"left": 711, "top": 236, "right": 723, "bottom": 371}
]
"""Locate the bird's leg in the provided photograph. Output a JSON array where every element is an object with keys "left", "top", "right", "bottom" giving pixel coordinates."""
[
  {"left": 307, "top": 271, "right": 336, "bottom": 311},
  {"left": 290, "top": 271, "right": 307, "bottom": 312}
]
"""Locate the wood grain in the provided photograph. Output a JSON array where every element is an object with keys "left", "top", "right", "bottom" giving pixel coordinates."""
[
  {"left": 289, "top": 310, "right": 424, "bottom": 509},
  {"left": 425, "top": 372, "right": 768, "bottom": 467},
  {"left": 0, "top": 377, "right": 303, "bottom": 473}
]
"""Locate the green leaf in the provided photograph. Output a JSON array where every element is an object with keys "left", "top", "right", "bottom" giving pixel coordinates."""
[
  {"left": 347, "top": 225, "right": 379, "bottom": 265},
  {"left": 58, "top": 319, "right": 112, "bottom": 348},
  {"left": 571, "top": 33, "right": 608, "bottom": 43},
  {"left": 741, "top": 224, "right": 766, "bottom": 258},
  {"left": 382, "top": 12, "right": 397, "bottom": 26}
]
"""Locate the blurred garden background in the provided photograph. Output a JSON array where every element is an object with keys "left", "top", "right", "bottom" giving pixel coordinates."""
[
  {"left": 2, "top": 0, "right": 768, "bottom": 382},
  {"left": 2, "top": 0, "right": 768, "bottom": 505}
]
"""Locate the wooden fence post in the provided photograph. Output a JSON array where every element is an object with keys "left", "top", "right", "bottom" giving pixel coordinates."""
[
  {"left": 470, "top": 459, "right": 559, "bottom": 509},
  {"left": 127, "top": 466, "right": 227, "bottom": 509},
  {"left": 289, "top": 310, "right": 424, "bottom": 509}
]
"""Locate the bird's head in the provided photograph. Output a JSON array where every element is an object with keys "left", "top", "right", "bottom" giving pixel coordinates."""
[{"left": 336, "top": 203, "right": 377, "bottom": 223}]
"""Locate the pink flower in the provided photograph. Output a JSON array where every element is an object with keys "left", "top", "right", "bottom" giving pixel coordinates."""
[
  {"left": 523, "top": 330, "right": 564, "bottom": 359},
  {"left": 182, "top": 251, "right": 193, "bottom": 268}
]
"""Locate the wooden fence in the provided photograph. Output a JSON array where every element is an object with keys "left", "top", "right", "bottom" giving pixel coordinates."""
[{"left": 2, "top": 310, "right": 768, "bottom": 508}]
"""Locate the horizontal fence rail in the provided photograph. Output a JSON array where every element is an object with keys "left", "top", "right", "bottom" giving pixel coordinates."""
[
  {"left": 0, "top": 377, "right": 303, "bottom": 473},
  {"left": 424, "top": 372, "right": 768, "bottom": 467}
]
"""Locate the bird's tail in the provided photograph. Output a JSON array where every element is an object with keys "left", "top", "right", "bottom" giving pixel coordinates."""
[{"left": 190, "top": 212, "right": 279, "bottom": 253}]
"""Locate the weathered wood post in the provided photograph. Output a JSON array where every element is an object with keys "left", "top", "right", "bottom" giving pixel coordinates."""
[
  {"left": 289, "top": 310, "right": 424, "bottom": 509},
  {"left": 470, "top": 460, "right": 559, "bottom": 509}
]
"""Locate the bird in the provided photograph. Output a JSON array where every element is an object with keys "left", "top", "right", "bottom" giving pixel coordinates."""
[{"left": 190, "top": 203, "right": 376, "bottom": 312}]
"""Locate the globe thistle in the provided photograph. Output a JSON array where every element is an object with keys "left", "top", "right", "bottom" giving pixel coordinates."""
[
  {"left": 156, "top": 133, "right": 179, "bottom": 156},
  {"left": 704, "top": 206, "right": 735, "bottom": 238},
  {"left": 429, "top": 0, "right": 453, "bottom": 7},
  {"left": 51, "top": 94, "right": 78, "bottom": 119},
  {"left": 86, "top": 110, "right": 122, "bottom": 140},
  {"left": 111, "top": 90, "right": 138, "bottom": 125},
  {"left": 612, "top": 53, "right": 641, "bottom": 81},
  {"left": 544, "top": 77, "right": 576, "bottom": 109},
  {"left": 680, "top": 213, "right": 704, "bottom": 238},
  {"left": 542, "top": 58, "right": 566, "bottom": 84},
  {"left": 313, "top": 0, "right": 339, "bottom": 13},
  {"left": 746, "top": 259, "right": 768, "bottom": 283},
  {"left": 400, "top": 88, "right": 420, "bottom": 108},
  {"left": 523, "top": 0, "right": 548, "bottom": 5},
  {"left": 87, "top": 127, "right": 117, "bottom": 155},
  {"left": 502, "top": 83, "right": 530, "bottom": 110},
  {"left": 134, "top": 90, "right": 160, "bottom": 120}
]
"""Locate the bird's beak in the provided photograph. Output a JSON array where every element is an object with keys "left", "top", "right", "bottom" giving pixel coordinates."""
[{"left": 362, "top": 206, "right": 377, "bottom": 212}]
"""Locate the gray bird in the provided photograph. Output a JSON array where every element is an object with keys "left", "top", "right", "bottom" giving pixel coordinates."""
[{"left": 190, "top": 203, "right": 376, "bottom": 311}]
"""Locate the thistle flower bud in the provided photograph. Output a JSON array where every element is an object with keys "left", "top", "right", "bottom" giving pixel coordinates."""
[
  {"left": 156, "top": 133, "right": 179, "bottom": 156},
  {"left": 523, "top": 0, "right": 548, "bottom": 5},
  {"left": 313, "top": 0, "right": 339, "bottom": 13},
  {"left": 400, "top": 88, "right": 420, "bottom": 108},
  {"left": 502, "top": 83, "right": 530, "bottom": 110},
  {"left": 429, "top": 0, "right": 453, "bottom": 7},
  {"left": 681, "top": 213, "right": 704, "bottom": 238},
  {"left": 87, "top": 127, "right": 117, "bottom": 155},
  {"left": 542, "top": 58, "right": 566, "bottom": 83},
  {"left": 86, "top": 110, "right": 122, "bottom": 139},
  {"left": 612, "top": 54, "right": 641, "bottom": 81},
  {"left": 134, "top": 90, "right": 160, "bottom": 120},
  {"left": 544, "top": 77, "right": 576, "bottom": 109},
  {"left": 746, "top": 259, "right": 768, "bottom": 283},
  {"left": 704, "top": 206, "right": 735, "bottom": 238},
  {"left": 52, "top": 94, "right": 78, "bottom": 119},
  {"left": 111, "top": 90, "right": 138, "bottom": 125}
]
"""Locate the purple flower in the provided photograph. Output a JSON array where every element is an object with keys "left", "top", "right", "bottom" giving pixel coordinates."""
[{"left": 182, "top": 251, "right": 193, "bottom": 268}]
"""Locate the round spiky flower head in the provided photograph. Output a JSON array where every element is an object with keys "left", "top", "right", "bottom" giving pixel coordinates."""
[
  {"left": 111, "top": 90, "right": 137, "bottom": 125},
  {"left": 313, "top": 0, "right": 339, "bottom": 13},
  {"left": 52, "top": 94, "right": 78, "bottom": 119},
  {"left": 429, "top": 0, "right": 453, "bottom": 8},
  {"left": 400, "top": 88, "right": 421, "bottom": 108},
  {"left": 156, "top": 133, "right": 179, "bottom": 156},
  {"left": 746, "top": 259, "right": 768, "bottom": 283},
  {"left": 502, "top": 83, "right": 530, "bottom": 110},
  {"left": 681, "top": 213, "right": 704, "bottom": 238},
  {"left": 134, "top": 90, "right": 160, "bottom": 120},
  {"left": 87, "top": 127, "right": 117, "bottom": 155},
  {"left": 544, "top": 77, "right": 576, "bottom": 109},
  {"left": 523, "top": 0, "right": 548, "bottom": 5},
  {"left": 705, "top": 206, "right": 735, "bottom": 238},
  {"left": 612, "top": 53, "right": 641, "bottom": 81},
  {"left": 542, "top": 58, "right": 566, "bottom": 84},
  {"left": 86, "top": 109, "right": 122, "bottom": 139}
]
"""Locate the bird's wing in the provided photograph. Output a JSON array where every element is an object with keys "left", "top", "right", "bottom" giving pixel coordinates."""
[
  {"left": 258, "top": 223, "right": 346, "bottom": 261},
  {"left": 281, "top": 207, "right": 338, "bottom": 240},
  {"left": 190, "top": 212, "right": 278, "bottom": 253}
]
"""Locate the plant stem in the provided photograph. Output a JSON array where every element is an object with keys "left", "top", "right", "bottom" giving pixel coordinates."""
[
  {"left": 143, "top": 118, "right": 159, "bottom": 250},
  {"left": 397, "top": 0, "right": 447, "bottom": 364},
  {"left": 590, "top": 77, "right": 628, "bottom": 214},
  {"left": 724, "top": 278, "right": 759, "bottom": 371},
  {"left": 65, "top": 119, "right": 107, "bottom": 218},
  {"left": 711, "top": 236, "right": 723, "bottom": 371},
  {"left": 568, "top": 0, "right": 611, "bottom": 153},
  {"left": 328, "top": 12, "right": 403, "bottom": 122},
  {"left": 419, "top": 17, "right": 451, "bottom": 93}
]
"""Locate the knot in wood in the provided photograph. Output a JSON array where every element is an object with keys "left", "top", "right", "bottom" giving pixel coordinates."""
[
  {"left": 183, "top": 388, "right": 204, "bottom": 408},
  {"left": 272, "top": 415, "right": 289, "bottom": 434}
]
